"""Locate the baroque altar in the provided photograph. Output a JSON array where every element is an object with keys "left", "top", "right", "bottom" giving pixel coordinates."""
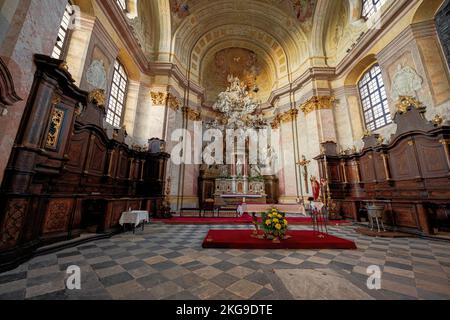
[{"left": 199, "top": 76, "right": 275, "bottom": 207}]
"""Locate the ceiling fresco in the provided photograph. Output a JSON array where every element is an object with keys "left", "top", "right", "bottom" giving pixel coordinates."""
[{"left": 202, "top": 47, "right": 273, "bottom": 104}]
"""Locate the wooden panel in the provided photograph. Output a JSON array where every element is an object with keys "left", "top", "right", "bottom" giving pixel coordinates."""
[
  {"left": 117, "top": 152, "right": 129, "bottom": 179},
  {"left": 389, "top": 142, "right": 421, "bottom": 180},
  {"left": 328, "top": 163, "right": 341, "bottom": 183},
  {"left": 66, "top": 131, "right": 90, "bottom": 172},
  {"left": 392, "top": 204, "right": 418, "bottom": 228},
  {"left": 42, "top": 199, "right": 73, "bottom": 234},
  {"left": 415, "top": 137, "right": 448, "bottom": 178},
  {"left": 373, "top": 153, "right": 387, "bottom": 181},
  {"left": 340, "top": 201, "right": 356, "bottom": 220},
  {"left": 86, "top": 136, "right": 107, "bottom": 176},
  {"left": 360, "top": 153, "right": 376, "bottom": 183},
  {"left": 0, "top": 199, "right": 28, "bottom": 250},
  {"left": 346, "top": 162, "right": 359, "bottom": 183}
]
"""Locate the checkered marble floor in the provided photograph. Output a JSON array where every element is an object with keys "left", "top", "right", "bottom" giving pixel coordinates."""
[{"left": 0, "top": 224, "right": 449, "bottom": 300}]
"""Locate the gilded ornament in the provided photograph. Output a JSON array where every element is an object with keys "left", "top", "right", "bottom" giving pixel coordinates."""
[
  {"left": 88, "top": 89, "right": 106, "bottom": 108},
  {"left": 300, "top": 96, "right": 335, "bottom": 115},
  {"left": 151, "top": 92, "right": 167, "bottom": 105},
  {"left": 58, "top": 62, "right": 69, "bottom": 72},
  {"left": 46, "top": 108, "right": 65, "bottom": 149},
  {"left": 432, "top": 114, "right": 444, "bottom": 126},
  {"left": 395, "top": 96, "right": 423, "bottom": 114}
]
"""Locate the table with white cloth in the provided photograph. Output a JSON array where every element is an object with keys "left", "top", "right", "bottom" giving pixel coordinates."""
[{"left": 119, "top": 210, "right": 149, "bottom": 233}]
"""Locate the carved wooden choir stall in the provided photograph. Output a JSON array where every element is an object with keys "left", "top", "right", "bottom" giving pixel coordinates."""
[
  {"left": 315, "top": 97, "right": 450, "bottom": 236},
  {"left": 0, "top": 55, "right": 169, "bottom": 271}
]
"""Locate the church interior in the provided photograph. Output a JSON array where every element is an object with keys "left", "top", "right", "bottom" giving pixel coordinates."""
[{"left": 0, "top": 0, "right": 449, "bottom": 301}]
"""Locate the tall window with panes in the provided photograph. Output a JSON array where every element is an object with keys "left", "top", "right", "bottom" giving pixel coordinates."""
[
  {"left": 106, "top": 61, "right": 128, "bottom": 128},
  {"left": 358, "top": 64, "right": 392, "bottom": 131},
  {"left": 116, "top": 0, "right": 127, "bottom": 11},
  {"left": 51, "top": 2, "right": 74, "bottom": 59},
  {"left": 362, "top": 0, "right": 386, "bottom": 19}
]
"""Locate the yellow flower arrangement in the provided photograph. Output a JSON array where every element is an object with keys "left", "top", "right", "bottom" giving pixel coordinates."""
[{"left": 261, "top": 208, "right": 288, "bottom": 240}]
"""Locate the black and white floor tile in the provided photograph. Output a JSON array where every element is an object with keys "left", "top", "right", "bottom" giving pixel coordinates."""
[{"left": 0, "top": 224, "right": 449, "bottom": 300}]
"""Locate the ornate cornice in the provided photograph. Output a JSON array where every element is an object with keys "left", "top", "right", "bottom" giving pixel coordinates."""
[{"left": 300, "top": 96, "right": 335, "bottom": 115}]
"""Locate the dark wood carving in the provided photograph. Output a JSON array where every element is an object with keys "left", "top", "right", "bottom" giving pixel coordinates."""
[
  {"left": 0, "top": 55, "right": 170, "bottom": 271},
  {"left": 0, "top": 56, "right": 22, "bottom": 115},
  {"left": 315, "top": 103, "right": 450, "bottom": 236}
]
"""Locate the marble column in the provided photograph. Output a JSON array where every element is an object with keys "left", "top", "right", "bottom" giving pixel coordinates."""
[
  {"left": 65, "top": 13, "right": 95, "bottom": 85},
  {"left": 122, "top": 80, "right": 140, "bottom": 138}
]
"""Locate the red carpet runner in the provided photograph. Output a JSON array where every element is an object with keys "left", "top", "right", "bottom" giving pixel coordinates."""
[
  {"left": 153, "top": 214, "right": 351, "bottom": 226},
  {"left": 202, "top": 230, "right": 357, "bottom": 250}
]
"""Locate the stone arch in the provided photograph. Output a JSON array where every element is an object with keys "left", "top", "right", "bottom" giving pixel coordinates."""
[
  {"left": 344, "top": 54, "right": 377, "bottom": 86},
  {"left": 171, "top": 0, "right": 308, "bottom": 78},
  {"left": 412, "top": 0, "right": 446, "bottom": 23}
]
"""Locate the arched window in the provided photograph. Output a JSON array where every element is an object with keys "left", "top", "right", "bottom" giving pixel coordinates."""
[
  {"left": 51, "top": 1, "right": 74, "bottom": 59},
  {"left": 362, "top": 0, "right": 385, "bottom": 19},
  {"left": 106, "top": 60, "right": 128, "bottom": 128},
  {"left": 116, "top": 0, "right": 127, "bottom": 11},
  {"left": 358, "top": 64, "right": 391, "bottom": 131}
]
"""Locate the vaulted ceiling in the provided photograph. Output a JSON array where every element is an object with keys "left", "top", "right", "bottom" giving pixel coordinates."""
[{"left": 137, "top": 0, "right": 340, "bottom": 103}]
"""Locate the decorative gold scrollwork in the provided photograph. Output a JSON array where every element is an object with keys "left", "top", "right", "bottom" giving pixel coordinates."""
[
  {"left": 395, "top": 96, "right": 423, "bottom": 114},
  {"left": 46, "top": 108, "right": 65, "bottom": 149},
  {"left": 300, "top": 96, "right": 335, "bottom": 115},
  {"left": 88, "top": 89, "right": 106, "bottom": 109}
]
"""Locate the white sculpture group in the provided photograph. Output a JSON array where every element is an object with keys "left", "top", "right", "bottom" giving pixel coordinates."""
[{"left": 212, "top": 75, "right": 261, "bottom": 128}]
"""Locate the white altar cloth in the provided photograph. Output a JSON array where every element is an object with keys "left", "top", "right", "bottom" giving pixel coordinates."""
[{"left": 119, "top": 210, "right": 149, "bottom": 226}]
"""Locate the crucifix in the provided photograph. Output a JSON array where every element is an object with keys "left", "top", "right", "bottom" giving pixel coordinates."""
[{"left": 297, "top": 155, "right": 311, "bottom": 193}]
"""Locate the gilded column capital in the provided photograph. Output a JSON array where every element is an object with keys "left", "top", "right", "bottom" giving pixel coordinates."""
[
  {"left": 167, "top": 93, "right": 180, "bottom": 111},
  {"left": 150, "top": 91, "right": 181, "bottom": 111},
  {"left": 150, "top": 91, "right": 167, "bottom": 105},
  {"left": 182, "top": 106, "right": 201, "bottom": 121},
  {"left": 300, "top": 96, "right": 335, "bottom": 115},
  {"left": 271, "top": 108, "right": 298, "bottom": 128}
]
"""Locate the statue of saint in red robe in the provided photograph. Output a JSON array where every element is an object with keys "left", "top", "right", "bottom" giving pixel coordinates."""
[{"left": 311, "top": 177, "right": 321, "bottom": 201}]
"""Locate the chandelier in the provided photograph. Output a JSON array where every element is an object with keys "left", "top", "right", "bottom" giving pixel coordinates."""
[{"left": 212, "top": 75, "right": 266, "bottom": 129}]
